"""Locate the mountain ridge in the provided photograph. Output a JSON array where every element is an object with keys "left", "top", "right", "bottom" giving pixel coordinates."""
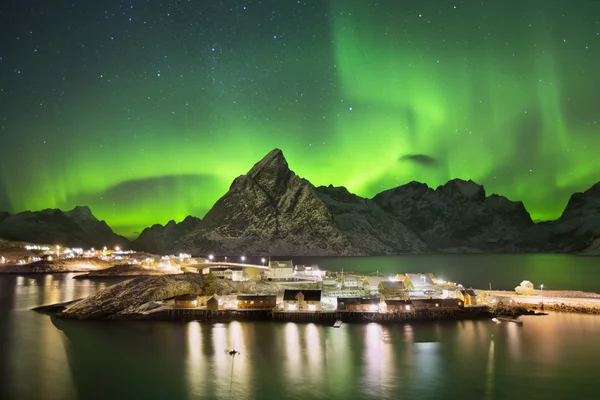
[{"left": 2, "top": 150, "right": 599, "bottom": 256}]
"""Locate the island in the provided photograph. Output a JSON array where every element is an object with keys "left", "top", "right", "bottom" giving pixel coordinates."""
[{"left": 35, "top": 257, "right": 600, "bottom": 326}]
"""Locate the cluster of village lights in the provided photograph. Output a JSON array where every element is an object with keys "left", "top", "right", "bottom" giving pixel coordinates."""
[{"left": 206, "top": 255, "right": 269, "bottom": 266}]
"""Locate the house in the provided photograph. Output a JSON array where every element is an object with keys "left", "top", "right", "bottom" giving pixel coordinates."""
[
  {"left": 337, "top": 298, "right": 361, "bottom": 311},
  {"left": 404, "top": 273, "right": 435, "bottom": 290},
  {"left": 362, "top": 277, "right": 389, "bottom": 294},
  {"left": 207, "top": 267, "right": 245, "bottom": 281},
  {"left": 359, "top": 298, "right": 381, "bottom": 312},
  {"left": 515, "top": 280, "right": 535, "bottom": 295},
  {"left": 342, "top": 276, "right": 361, "bottom": 288},
  {"left": 174, "top": 294, "right": 199, "bottom": 308},
  {"left": 283, "top": 290, "right": 322, "bottom": 311},
  {"left": 294, "top": 264, "right": 324, "bottom": 277},
  {"left": 237, "top": 295, "right": 277, "bottom": 310},
  {"left": 266, "top": 260, "right": 294, "bottom": 281},
  {"left": 206, "top": 296, "right": 219, "bottom": 310},
  {"left": 379, "top": 280, "right": 407, "bottom": 296},
  {"left": 382, "top": 299, "right": 413, "bottom": 313},
  {"left": 456, "top": 289, "right": 478, "bottom": 305}
]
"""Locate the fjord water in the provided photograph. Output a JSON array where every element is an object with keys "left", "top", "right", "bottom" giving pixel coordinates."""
[{"left": 1, "top": 255, "right": 599, "bottom": 400}]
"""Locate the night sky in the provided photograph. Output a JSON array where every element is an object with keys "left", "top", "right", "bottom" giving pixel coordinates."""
[{"left": 1, "top": 1, "right": 599, "bottom": 238}]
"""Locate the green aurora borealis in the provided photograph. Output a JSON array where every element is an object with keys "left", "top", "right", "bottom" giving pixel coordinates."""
[{"left": 1, "top": 1, "right": 599, "bottom": 237}]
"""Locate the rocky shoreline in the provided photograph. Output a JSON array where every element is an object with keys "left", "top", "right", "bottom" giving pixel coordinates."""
[
  {"left": 73, "top": 264, "right": 168, "bottom": 279},
  {"left": 518, "top": 302, "right": 600, "bottom": 315}
]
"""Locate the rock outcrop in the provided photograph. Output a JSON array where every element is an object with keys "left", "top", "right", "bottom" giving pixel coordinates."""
[
  {"left": 0, "top": 206, "right": 128, "bottom": 249},
  {"left": 372, "top": 179, "right": 534, "bottom": 251},
  {"left": 0, "top": 211, "right": 9, "bottom": 224},
  {"left": 133, "top": 216, "right": 202, "bottom": 254},
  {"left": 60, "top": 274, "right": 205, "bottom": 319}
]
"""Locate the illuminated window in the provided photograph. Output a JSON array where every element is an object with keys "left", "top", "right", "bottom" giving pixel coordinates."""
[
  {"left": 435, "top": 303, "right": 439, "bottom": 307},
  {"left": 288, "top": 304, "right": 297, "bottom": 311},
  {"left": 405, "top": 305, "right": 411, "bottom": 311},
  {"left": 308, "top": 304, "right": 316, "bottom": 311},
  {"left": 250, "top": 301, "right": 254, "bottom": 304}
]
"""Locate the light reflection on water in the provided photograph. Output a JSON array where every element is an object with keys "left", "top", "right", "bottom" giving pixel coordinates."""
[{"left": 2, "top": 274, "right": 600, "bottom": 400}]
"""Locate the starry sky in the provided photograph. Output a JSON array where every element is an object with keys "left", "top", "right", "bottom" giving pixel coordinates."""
[{"left": 0, "top": 0, "right": 599, "bottom": 238}]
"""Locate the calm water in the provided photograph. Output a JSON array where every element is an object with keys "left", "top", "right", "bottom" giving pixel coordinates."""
[{"left": 1, "top": 255, "right": 600, "bottom": 400}]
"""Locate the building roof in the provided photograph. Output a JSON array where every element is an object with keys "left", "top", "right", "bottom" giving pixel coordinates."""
[
  {"left": 269, "top": 260, "right": 293, "bottom": 268},
  {"left": 174, "top": 294, "right": 198, "bottom": 301},
  {"left": 406, "top": 273, "right": 435, "bottom": 287},
  {"left": 237, "top": 295, "right": 277, "bottom": 301},
  {"left": 363, "top": 276, "right": 389, "bottom": 286},
  {"left": 379, "top": 281, "right": 406, "bottom": 291},
  {"left": 283, "top": 289, "right": 322, "bottom": 302},
  {"left": 338, "top": 297, "right": 361, "bottom": 305},
  {"left": 465, "top": 289, "right": 477, "bottom": 296}
]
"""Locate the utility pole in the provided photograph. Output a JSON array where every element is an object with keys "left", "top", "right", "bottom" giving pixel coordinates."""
[{"left": 489, "top": 282, "right": 492, "bottom": 291}]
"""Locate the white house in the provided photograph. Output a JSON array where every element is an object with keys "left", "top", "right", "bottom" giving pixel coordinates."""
[{"left": 266, "top": 260, "right": 294, "bottom": 281}]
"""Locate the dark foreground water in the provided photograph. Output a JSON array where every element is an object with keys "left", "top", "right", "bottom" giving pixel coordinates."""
[{"left": 1, "top": 255, "right": 600, "bottom": 400}]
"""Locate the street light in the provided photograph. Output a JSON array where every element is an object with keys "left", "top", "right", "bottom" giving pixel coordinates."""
[
  {"left": 261, "top": 258, "right": 266, "bottom": 265},
  {"left": 208, "top": 254, "right": 214, "bottom": 261},
  {"left": 241, "top": 256, "right": 246, "bottom": 263}
]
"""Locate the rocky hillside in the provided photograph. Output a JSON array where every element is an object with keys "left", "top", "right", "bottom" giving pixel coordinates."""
[
  {"left": 175, "top": 149, "right": 362, "bottom": 255},
  {"left": 0, "top": 206, "right": 129, "bottom": 249},
  {"left": 0, "top": 211, "right": 9, "bottom": 224},
  {"left": 372, "top": 179, "right": 534, "bottom": 251},
  {"left": 133, "top": 216, "right": 202, "bottom": 254},
  {"left": 315, "top": 185, "right": 426, "bottom": 254},
  {"left": 522, "top": 182, "right": 600, "bottom": 253},
  {"left": 59, "top": 274, "right": 205, "bottom": 319}
]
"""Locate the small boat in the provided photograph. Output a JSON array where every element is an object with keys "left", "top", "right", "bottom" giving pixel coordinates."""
[
  {"left": 333, "top": 320, "right": 343, "bottom": 328},
  {"left": 491, "top": 317, "right": 501, "bottom": 324}
]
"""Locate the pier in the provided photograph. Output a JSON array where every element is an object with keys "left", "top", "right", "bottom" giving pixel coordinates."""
[{"left": 136, "top": 306, "right": 492, "bottom": 323}]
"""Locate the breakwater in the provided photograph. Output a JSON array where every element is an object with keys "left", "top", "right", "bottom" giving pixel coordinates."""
[{"left": 517, "top": 302, "right": 600, "bottom": 315}]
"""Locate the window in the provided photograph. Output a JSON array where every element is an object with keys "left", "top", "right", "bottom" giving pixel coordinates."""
[
  {"left": 405, "top": 305, "right": 411, "bottom": 311},
  {"left": 250, "top": 301, "right": 254, "bottom": 304}
]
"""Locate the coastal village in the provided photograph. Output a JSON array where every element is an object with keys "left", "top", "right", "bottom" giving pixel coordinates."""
[{"left": 3, "top": 242, "right": 600, "bottom": 319}]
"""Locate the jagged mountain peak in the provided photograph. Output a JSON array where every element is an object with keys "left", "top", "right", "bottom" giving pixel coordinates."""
[
  {"left": 560, "top": 181, "right": 600, "bottom": 220},
  {"left": 247, "top": 148, "right": 288, "bottom": 178},
  {"left": 435, "top": 178, "right": 486, "bottom": 201},
  {"left": 64, "top": 205, "right": 96, "bottom": 222}
]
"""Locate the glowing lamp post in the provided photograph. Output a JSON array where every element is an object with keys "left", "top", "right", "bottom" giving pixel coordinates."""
[
  {"left": 208, "top": 254, "right": 214, "bottom": 262},
  {"left": 261, "top": 258, "right": 266, "bottom": 265},
  {"left": 241, "top": 256, "right": 246, "bottom": 264}
]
